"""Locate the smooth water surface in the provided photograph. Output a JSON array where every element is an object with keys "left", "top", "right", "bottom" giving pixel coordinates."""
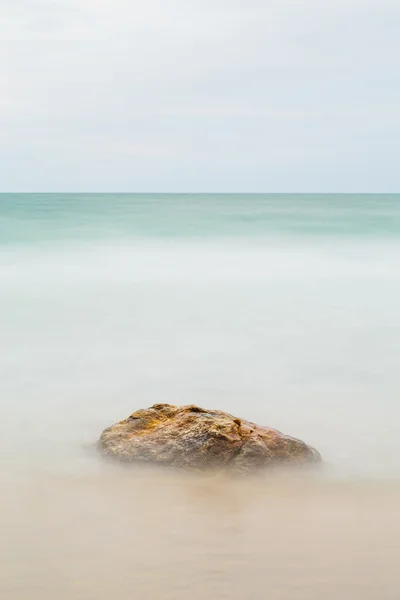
[{"left": 1, "top": 194, "right": 400, "bottom": 598}]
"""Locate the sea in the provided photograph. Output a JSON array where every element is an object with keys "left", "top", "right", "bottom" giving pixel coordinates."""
[{"left": 1, "top": 193, "right": 400, "bottom": 599}]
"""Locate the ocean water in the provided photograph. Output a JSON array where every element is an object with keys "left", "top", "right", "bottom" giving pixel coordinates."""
[{"left": 1, "top": 193, "right": 400, "bottom": 599}]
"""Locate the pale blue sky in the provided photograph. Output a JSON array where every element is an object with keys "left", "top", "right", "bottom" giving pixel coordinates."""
[{"left": 1, "top": 0, "right": 399, "bottom": 192}]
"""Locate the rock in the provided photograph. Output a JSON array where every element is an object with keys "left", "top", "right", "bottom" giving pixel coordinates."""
[{"left": 98, "top": 404, "right": 321, "bottom": 472}]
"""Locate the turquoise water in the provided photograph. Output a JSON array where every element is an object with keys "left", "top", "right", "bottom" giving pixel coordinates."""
[{"left": 1, "top": 193, "right": 400, "bottom": 243}]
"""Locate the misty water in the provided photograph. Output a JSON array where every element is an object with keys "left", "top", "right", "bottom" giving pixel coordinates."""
[{"left": 1, "top": 194, "right": 400, "bottom": 599}]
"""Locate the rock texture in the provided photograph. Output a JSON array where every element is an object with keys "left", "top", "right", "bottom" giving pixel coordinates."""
[{"left": 98, "top": 404, "right": 321, "bottom": 472}]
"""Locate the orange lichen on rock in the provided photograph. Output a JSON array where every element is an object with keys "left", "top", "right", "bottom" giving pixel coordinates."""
[{"left": 98, "top": 404, "right": 321, "bottom": 472}]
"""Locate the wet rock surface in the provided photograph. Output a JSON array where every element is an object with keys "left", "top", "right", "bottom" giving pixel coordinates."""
[{"left": 98, "top": 404, "right": 321, "bottom": 472}]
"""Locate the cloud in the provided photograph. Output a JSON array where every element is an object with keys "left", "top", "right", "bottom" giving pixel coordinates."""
[{"left": 1, "top": 0, "right": 399, "bottom": 191}]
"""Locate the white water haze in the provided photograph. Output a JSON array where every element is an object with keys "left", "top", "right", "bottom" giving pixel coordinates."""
[{"left": 1, "top": 194, "right": 400, "bottom": 598}]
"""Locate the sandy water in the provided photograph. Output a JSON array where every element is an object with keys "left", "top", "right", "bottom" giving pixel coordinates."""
[{"left": 2, "top": 467, "right": 400, "bottom": 600}]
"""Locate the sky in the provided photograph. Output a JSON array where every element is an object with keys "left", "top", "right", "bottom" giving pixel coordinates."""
[{"left": 1, "top": 0, "right": 399, "bottom": 192}]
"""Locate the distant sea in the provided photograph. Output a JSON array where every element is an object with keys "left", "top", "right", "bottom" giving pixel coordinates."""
[{"left": 1, "top": 193, "right": 400, "bottom": 599}]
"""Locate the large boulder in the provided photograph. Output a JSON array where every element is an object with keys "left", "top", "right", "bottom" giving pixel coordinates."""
[{"left": 98, "top": 404, "right": 320, "bottom": 472}]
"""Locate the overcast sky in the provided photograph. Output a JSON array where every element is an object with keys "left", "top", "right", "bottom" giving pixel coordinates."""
[{"left": 1, "top": 0, "right": 399, "bottom": 192}]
